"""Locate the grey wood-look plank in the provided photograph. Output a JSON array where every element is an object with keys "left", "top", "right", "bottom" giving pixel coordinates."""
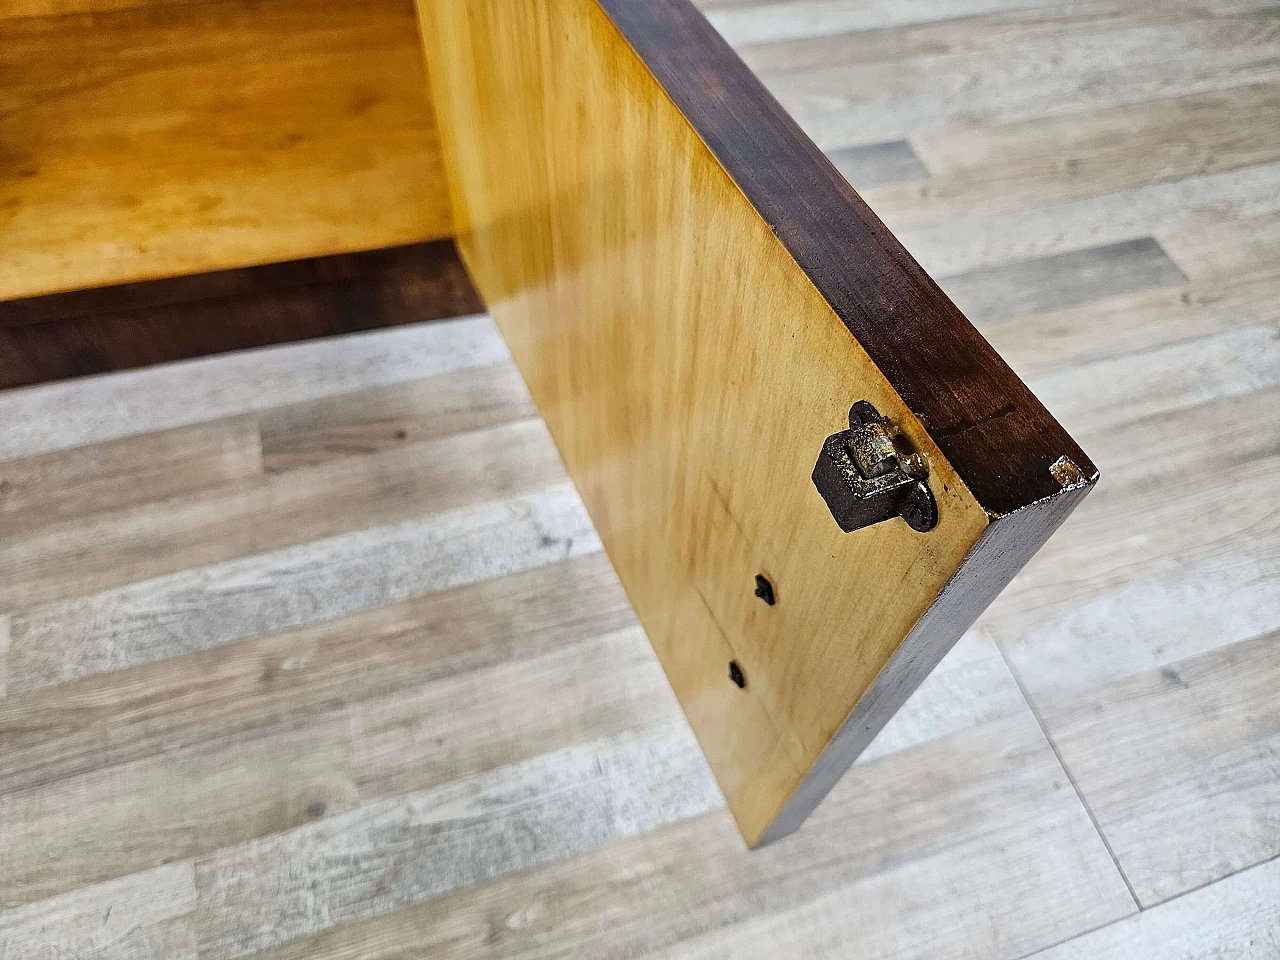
[
  {"left": 1029, "top": 325, "right": 1280, "bottom": 434},
  {"left": 347, "top": 625, "right": 676, "bottom": 800},
  {"left": 737, "top": 2, "right": 1173, "bottom": 76},
  {"left": 0, "top": 864, "right": 195, "bottom": 960},
  {"left": 939, "top": 238, "right": 1187, "bottom": 325},
  {"left": 0, "top": 620, "right": 676, "bottom": 911},
  {"left": 1026, "top": 855, "right": 1280, "bottom": 958},
  {"left": 0, "top": 417, "right": 263, "bottom": 538},
  {"left": 824, "top": 139, "right": 930, "bottom": 189},
  {"left": 0, "top": 315, "right": 504, "bottom": 462},
  {"left": 977, "top": 212, "right": 1280, "bottom": 378},
  {"left": 258, "top": 362, "right": 536, "bottom": 474},
  {"left": 0, "top": 416, "right": 565, "bottom": 612},
  {"left": 195, "top": 723, "right": 724, "bottom": 960},
  {"left": 0, "top": 719, "right": 359, "bottom": 910},
  {"left": 990, "top": 390, "right": 1280, "bottom": 675},
  {"left": 5, "top": 482, "right": 598, "bottom": 694},
  {"left": 1041, "top": 628, "right": 1280, "bottom": 906},
  {"left": 759, "top": 15, "right": 1280, "bottom": 151},
  {"left": 241, "top": 635, "right": 1132, "bottom": 960},
  {"left": 879, "top": 83, "right": 1280, "bottom": 216},
  {"left": 891, "top": 162, "right": 1280, "bottom": 277},
  {"left": 0, "top": 617, "right": 8, "bottom": 699},
  {"left": 0, "top": 551, "right": 630, "bottom": 796},
  {"left": 703, "top": 0, "right": 1057, "bottom": 46}
]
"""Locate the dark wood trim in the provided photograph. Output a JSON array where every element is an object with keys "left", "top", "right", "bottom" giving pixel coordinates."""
[
  {"left": 0, "top": 239, "right": 483, "bottom": 391},
  {"left": 597, "top": 0, "right": 1097, "bottom": 518},
  {"left": 757, "top": 479, "right": 1091, "bottom": 843}
]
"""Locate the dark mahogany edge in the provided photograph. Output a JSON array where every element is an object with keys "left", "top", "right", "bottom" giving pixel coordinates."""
[
  {"left": 597, "top": 0, "right": 1097, "bottom": 518},
  {"left": 756, "top": 479, "right": 1090, "bottom": 845},
  {"left": 0, "top": 239, "right": 483, "bottom": 391}
]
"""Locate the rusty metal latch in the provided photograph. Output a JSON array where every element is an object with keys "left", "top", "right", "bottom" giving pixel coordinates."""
[{"left": 812, "top": 401, "right": 938, "bottom": 533}]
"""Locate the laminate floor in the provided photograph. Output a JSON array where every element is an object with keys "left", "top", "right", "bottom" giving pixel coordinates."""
[{"left": 2, "top": 0, "right": 1278, "bottom": 956}]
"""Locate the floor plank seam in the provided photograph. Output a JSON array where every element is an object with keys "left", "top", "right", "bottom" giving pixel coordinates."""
[{"left": 994, "top": 639, "right": 1143, "bottom": 912}]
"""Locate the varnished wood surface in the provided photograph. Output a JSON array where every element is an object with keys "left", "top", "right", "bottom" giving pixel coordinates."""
[
  {"left": 419, "top": 0, "right": 1091, "bottom": 846},
  {"left": 0, "top": 241, "right": 482, "bottom": 390},
  {"left": 0, "top": 0, "right": 1278, "bottom": 955},
  {"left": 0, "top": 0, "right": 453, "bottom": 301}
]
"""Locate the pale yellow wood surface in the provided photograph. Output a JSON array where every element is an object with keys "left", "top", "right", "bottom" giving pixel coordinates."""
[
  {"left": 417, "top": 0, "right": 990, "bottom": 846},
  {"left": 0, "top": 0, "right": 453, "bottom": 300}
]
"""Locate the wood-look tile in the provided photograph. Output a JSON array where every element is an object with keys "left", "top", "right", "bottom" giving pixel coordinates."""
[
  {"left": 0, "top": 721, "right": 357, "bottom": 910},
  {"left": 1026, "top": 855, "right": 1280, "bottom": 958},
  {"left": 762, "top": 15, "right": 1280, "bottom": 150},
  {"left": 891, "top": 162, "right": 1280, "bottom": 277},
  {"left": 0, "top": 315, "right": 504, "bottom": 462},
  {"left": 978, "top": 207, "right": 1280, "bottom": 367},
  {"left": 0, "top": 613, "right": 662, "bottom": 912},
  {"left": 1041, "top": 628, "right": 1280, "bottom": 906},
  {"left": 939, "top": 237, "right": 1186, "bottom": 325},
  {"left": 0, "top": 416, "right": 263, "bottom": 538},
  {"left": 985, "top": 333, "right": 1280, "bottom": 905},
  {"left": 0, "top": 617, "right": 8, "bottom": 699},
  {"left": 195, "top": 724, "right": 723, "bottom": 960},
  {"left": 259, "top": 362, "right": 536, "bottom": 473},
  {"left": 0, "top": 416, "right": 564, "bottom": 612},
  {"left": 703, "top": 0, "right": 1055, "bottom": 47},
  {"left": 5, "top": 483, "right": 598, "bottom": 693},
  {"left": 0, "top": 552, "right": 630, "bottom": 796},
  {"left": 0, "top": 864, "right": 195, "bottom": 960},
  {"left": 1029, "top": 325, "right": 1280, "bottom": 435},
  {"left": 241, "top": 636, "right": 1132, "bottom": 960},
  {"left": 824, "top": 139, "right": 930, "bottom": 190},
  {"left": 347, "top": 625, "right": 676, "bottom": 800},
  {"left": 737, "top": 2, "right": 1176, "bottom": 76},
  {"left": 869, "top": 83, "right": 1280, "bottom": 218}
]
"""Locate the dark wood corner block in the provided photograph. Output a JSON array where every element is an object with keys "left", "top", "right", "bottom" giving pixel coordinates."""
[{"left": 0, "top": 240, "right": 482, "bottom": 391}]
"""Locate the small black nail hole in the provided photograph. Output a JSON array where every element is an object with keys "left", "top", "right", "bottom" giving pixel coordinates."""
[
  {"left": 394, "top": 429, "right": 408, "bottom": 441},
  {"left": 728, "top": 660, "right": 746, "bottom": 689},
  {"left": 754, "top": 574, "right": 776, "bottom": 606}
]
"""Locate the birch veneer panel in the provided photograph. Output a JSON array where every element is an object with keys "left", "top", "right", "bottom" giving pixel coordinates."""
[
  {"left": 416, "top": 0, "right": 1097, "bottom": 845},
  {"left": 0, "top": 0, "right": 453, "bottom": 300}
]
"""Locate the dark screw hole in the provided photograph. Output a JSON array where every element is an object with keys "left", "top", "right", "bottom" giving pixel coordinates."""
[
  {"left": 728, "top": 660, "right": 746, "bottom": 689},
  {"left": 754, "top": 574, "right": 776, "bottom": 606},
  {"left": 394, "top": 429, "right": 408, "bottom": 441}
]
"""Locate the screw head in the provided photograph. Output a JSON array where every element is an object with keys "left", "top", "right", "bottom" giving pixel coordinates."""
[{"left": 899, "top": 482, "right": 938, "bottom": 532}]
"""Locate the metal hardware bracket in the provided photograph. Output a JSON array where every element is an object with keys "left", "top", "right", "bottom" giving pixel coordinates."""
[{"left": 812, "top": 401, "right": 938, "bottom": 533}]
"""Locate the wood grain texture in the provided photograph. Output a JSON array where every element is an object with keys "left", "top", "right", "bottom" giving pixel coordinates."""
[
  {"left": 755, "top": 11, "right": 1280, "bottom": 150},
  {"left": 0, "top": 416, "right": 565, "bottom": 612},
  {"left": 1026, "top": 857, "right": 1280, "bottom": 959},
  {"left": 0, "top": 314, "right": 507, "bottom": 462},
  {"left": 1, "top": 1, "right": 1276, "bottom": 956},
  {"left": 418, "top": 0, "right": 1092, "bottom": 844},
  {"left": 258, "top": 362, "right": 536, "bottom": 473},
  {"left": 0, "top": 418, "right": 263, "bottom": 537},
  {"left": 0, "top": 552, "right": 630, "bottom": 796},
  {"left": 0, "top": 864, "right": 195, "bottom": 960},
  {"left": 0, "top": 241, "right": 482, "bottom": 390},
  {"left": 0, "top": 0, "right": 452, "bottom": 300},
  {"left": 244, "top": 635, "right": 1131, "bottom": 960}
]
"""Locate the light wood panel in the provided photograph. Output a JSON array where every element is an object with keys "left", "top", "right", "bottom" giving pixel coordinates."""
[
  {"left": 0, "top": 0, "right": 452, "bottom": 300},
  {"left": 417, "top": 0, "right": 1092, "bottom": 845}
]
